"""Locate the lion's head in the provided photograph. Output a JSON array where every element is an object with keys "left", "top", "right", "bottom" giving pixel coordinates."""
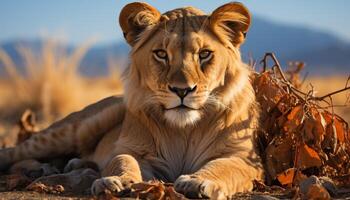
[{"left": 119, "top": 2, "right": 254, "bottom": 128}]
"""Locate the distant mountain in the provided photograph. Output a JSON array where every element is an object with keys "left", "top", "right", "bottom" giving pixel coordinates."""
[
  {"left": 243, "top": 17, "right": 344, "bottom": 57},
  {"left": 80, "top": 42, "right": 129, "bottom": 75},
  {"left": 283, "top": 44, "right": 350, "bottom": 74},
  {"left": 0, "top": 16, "right": 349, "bottom": 76},
  {"left": 242, "top": 17, "right": 349, "bottom": 74}
]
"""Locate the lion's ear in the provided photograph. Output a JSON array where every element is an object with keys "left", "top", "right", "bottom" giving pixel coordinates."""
[
  {"left": 119, "top": 2, "right": 161, "bottom": 45},
  {"left": 210, "top": 2, "right": 251, "bottom": 47}
]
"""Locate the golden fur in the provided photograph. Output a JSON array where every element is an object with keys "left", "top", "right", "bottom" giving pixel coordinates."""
[{"left": 0, "top": 2, "right": 263, "bottom": 198}]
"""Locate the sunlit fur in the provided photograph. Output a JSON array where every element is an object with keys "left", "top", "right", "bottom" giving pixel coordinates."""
[{"left": 0, "top": 2, "right": 263, "bottom": 199}]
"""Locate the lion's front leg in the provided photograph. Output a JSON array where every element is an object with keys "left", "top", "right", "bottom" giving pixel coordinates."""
[
  {"left": 91, "top": 154, "right": 142, "bottom": 195},
  {"left": 175, "top": 157, "right": 263, "bottom": 199}
]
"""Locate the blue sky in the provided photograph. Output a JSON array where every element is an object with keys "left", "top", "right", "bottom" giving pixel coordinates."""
[{"left": 1, "top": 1, "right": 349, "bottom": 44}]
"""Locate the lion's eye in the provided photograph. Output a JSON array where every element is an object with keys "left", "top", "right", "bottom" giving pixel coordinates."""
[
  {"left": 199, "top": 50, "right": 213, "bottom": 63},
  {"left": 153, "top": 50, "right": 168, "bottom": 61}
]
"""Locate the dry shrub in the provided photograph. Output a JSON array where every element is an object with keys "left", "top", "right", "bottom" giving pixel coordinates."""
[{"left": 254, "top": 53, "right": 350, "bottom": 187}]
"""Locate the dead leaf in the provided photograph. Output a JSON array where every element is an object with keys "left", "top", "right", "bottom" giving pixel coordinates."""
[
  {"left": 333, "top": 118, "right": 345, "bottom": 143},
  {"left": 276, "top": 168, "right": 307, "bottom": 186},
  {"left": 129, "top": 181, "right": 186, "bottom": 200},
  {"left": 26, "top": 182, "right": 64, "bottom": 194},
  {"left": 301, "top": 114, "right": 324, "bottom": 149},
  {"left": 283, "top": 105, "right": 304, "bottom": 132},
  {"left": 277, "top": 168, "right": 295, "bottom": 186},
  {"left": 265, "top": 134, "right": 295, "bottom": 179},
  {"left": 164, "top": 185, "right": 187, "bottom": 200},
  {"left": 131, "top": 181, "right": 166, "bottom": 200},
  {"left": 297, "top": 143, "right": 322, "bottom": 169}
]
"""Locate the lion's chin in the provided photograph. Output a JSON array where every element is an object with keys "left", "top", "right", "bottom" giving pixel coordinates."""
[{"left": 164, "top": 109, "right": 201, "bottom": 128}]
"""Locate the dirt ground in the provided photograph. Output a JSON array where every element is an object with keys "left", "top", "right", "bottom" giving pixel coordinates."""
[
  {"left": 0, "top": 190, "right": 350, "bottom": 200},
  {"left": 0, "top": 191, "right": 284, "bottom": 200},
  {"left": 0, "top": 191, "right": 92, "bottom": 200}
]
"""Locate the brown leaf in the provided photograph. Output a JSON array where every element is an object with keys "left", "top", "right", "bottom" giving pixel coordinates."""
[
  {"left": 287, "top": 105, "right": 303, "bottom": 121},
  {"left": 297, "top": 143, "right": 322, "bottom": 169},
  {"left": 276, "top": 168, "right": 295, "bottom": 186},
  {"left": 131, "top": 181, "right": 165, "bottom": 200},
  {"left": 265, "top": 134, "right": 295, "bottom": 179},
  {"left": 322, "top": 112, "right": 338, "bottom": 153},
  {"left": 301, "top": 111, "right": 325, "bottom": 149},
  {"left": 333, "top": 117, "right": 345, "bottom": 143},
  {"left": 164, "top": 185, "right": 187, "bottom": 200},
  {"left": 129, "top": 181, "right": 186, "bottom": 200},
  {"left": 26, "top": 182, "right": 64, "bottom": 194},
  {"left": 276, "top": 168, "right": 307, "bottom": 186},
  {"left": 253, "top": 72, "right": 285, "bottom": 113},
  {"left": 283, "top": 105, "right": 304, "bottom": 132}
]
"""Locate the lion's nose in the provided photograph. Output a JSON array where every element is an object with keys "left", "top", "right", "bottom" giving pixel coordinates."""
[{"left": 168, "top": 85, "right": 197, "bottom": 99}]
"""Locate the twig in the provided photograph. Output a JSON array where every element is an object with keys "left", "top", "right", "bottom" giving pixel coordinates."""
[
  {"left": 260, "top": 53, "right": 350, "bottom": 105},
  {"left": 260, "top": 53, "right": 308, "bottom": 100},
  {"left": 345, "top": 75, "right": 350, "bottom": 88},
  {"left": 330, "top": 96, "right": 335, "bottom": 116},
  {"left": 267, "top": 53, "right": 289, "bottom": 82},
  {"left": 318, "top": 104, "right": 350, "bottom": 109},
  {"left": 313, "top": 86, "right": 350, "bottom": 101},
  {"left": 260, "top": 53, "right": 269, "bottom": 72}
]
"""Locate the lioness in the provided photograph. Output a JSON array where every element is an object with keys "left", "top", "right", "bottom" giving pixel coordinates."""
[{"left": 0, "top": 2, "right": 263, "bottom": 199}]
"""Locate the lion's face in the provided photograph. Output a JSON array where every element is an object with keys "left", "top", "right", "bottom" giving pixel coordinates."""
[
  {"left": 132, "top": 29, "right": 234, "bottom": 127},
  {"left": 120, "top": 3, "right": 251, "bottom": 127}
]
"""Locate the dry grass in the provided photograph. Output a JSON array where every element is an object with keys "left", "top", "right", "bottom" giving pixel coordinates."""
[{"left": 0, "top": 40, "right": 122, "bottom": 128}]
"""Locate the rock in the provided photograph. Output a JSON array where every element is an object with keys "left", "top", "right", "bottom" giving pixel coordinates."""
[
  {"left": 299, "top": 175, "right": 320, "bottom": 194},
  {"left": 299, "top": 176, "right": 331, "bottom": 200},
  {"left": 306, "top": 184, "right": 330, "bottom": 200},
  {"left": 319, "top": 176, "right": 337, "bottom": 196}
]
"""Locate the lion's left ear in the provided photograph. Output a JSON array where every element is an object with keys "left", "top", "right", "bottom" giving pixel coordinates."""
[
  {"left": 119, "top": 2, "right": 161, "bottom": 46},
  {"left": 210, "top": 2, "right": 251, "bottom": 47}
]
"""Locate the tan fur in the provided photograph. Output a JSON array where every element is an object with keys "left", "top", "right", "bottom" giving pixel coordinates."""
[{"left": 0, "top": 2, "right": 263, "bottom": 198}]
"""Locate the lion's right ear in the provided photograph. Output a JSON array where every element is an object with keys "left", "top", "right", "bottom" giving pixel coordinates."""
[{"left": 119, "top": 2, "right": 161, "bottom": 46}]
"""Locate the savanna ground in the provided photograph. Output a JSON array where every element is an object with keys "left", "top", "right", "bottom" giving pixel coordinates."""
[{"left": 0, "top": 42, "right": 349, "bottom": 199}]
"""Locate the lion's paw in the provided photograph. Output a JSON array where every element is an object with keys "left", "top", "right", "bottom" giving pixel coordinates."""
[
  {"left": 91, "top": 176, "right": 133, "bottom": 196},
  {"left": 174, "top": 175, "right": 227, "bottom": 199}
]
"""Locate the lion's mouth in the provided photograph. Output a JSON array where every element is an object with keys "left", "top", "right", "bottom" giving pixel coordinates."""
[{"left": 165, "top": 104, "right": 197, "bottom": 110}]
